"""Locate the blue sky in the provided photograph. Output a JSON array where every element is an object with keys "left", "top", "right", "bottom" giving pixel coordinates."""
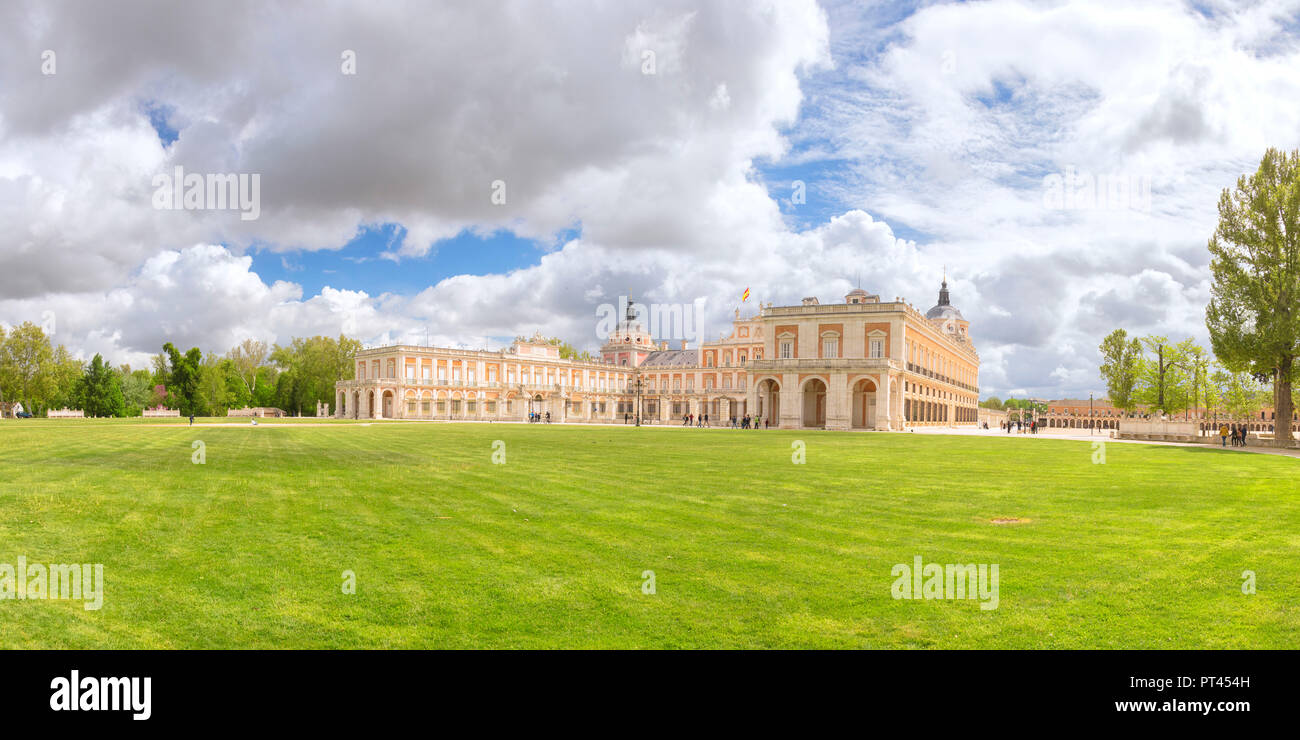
[{"left": 246, "top": 225, "right": 568, "bottom": 297}]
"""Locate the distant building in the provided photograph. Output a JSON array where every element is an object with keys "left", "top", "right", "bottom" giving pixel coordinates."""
[{"left": 336, "top": 279, "right": 983, "bottom": 430}]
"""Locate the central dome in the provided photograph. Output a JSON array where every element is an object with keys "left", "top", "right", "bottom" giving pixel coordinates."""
[
  {"left": 926, "top": 304, "right": 964, "bottom": 320},
  {"left": 925, "top": 279, "right": 963, "bottom": 320}
]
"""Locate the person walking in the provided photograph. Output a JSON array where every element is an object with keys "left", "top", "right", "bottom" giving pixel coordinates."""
[{"left": 1219, "top": 423, "right": 1229, "bottom": 447}]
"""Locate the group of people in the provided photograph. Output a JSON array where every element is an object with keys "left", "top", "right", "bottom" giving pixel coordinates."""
[
  {"left": 1218, "top": 423, "right": 1249, "bottom": 447},
  {"left": 679, "top": 413, "right": 771, "bottom": 429},
  {"left": 682, "top": 413, "right": 710, "bottom": 427},
  {"left": 731, "top": 414, "right": 767, "bottom": 429},
  {"left": 528, "top": 411, "right": 550, "bottom": 423},
  {"left": 1003, "top": 419, "right": 1038, "bottom": 434}
]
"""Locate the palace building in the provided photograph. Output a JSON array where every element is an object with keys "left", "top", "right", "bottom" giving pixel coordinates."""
[{"left": 334, "top": 280, "right": 982, "bottom": 430}]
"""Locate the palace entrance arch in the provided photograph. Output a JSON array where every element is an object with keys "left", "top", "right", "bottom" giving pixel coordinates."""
[
  {"left": 802, "top": 378, "right": 827, "bottom": 429},
  {"left": 851, "top": 378, "right": 877, "bottom": 429}
]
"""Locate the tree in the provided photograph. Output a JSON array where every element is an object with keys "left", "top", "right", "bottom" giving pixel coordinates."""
[
  {"left": 0, "top": 324, "right": 10, "bottom": 404},
  {"left": 196, "top": 353, "right": 236, "bottom": 416},
  {"left": 77, "top": 354, "right": 126, "bottom": 417},
  {"left": 1098, "top": 329, "right": 1142, "bottom": 412},
  {"left": 1206, "top": 147, "right": 1300, "bottom": 446},
  {"left": 47, "top": 344, "right": 85, "bottom": 411},
  {"left": 162, "top": 342, "right": 205, "bottom": 416},
  {"left": 1211, "top": 365, "right": 1269, "bottom": 420},
  {"left": 269, "top": 334, "right": 360, "bottom": 415},
  {"left": 1, "top": 322, "right": 56, "bottom": 413},
  {"left": 979, "top": 396, "right": 1003, "bottom": 410},
  {"left": 120, "top": 368, "right": 155, "bottom": 416},
  {"left": 227, "top": 339, "right": 269, "bottom": 397},
  {"left": 1135, "top": 335, "right": 1190, "bottom": 415},
  {"left": 1177, "top": 340, "right": 1211, "bottom": 421}
]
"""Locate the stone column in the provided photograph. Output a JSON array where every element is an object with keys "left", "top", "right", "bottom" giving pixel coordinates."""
[
  {"left": 779, "top": 373, "right": 800, "bottom": 428},
  {"left": 875, "top": 373, "right": 892, "bottom": 431},
  {"left": 826, "top": 372, "right": 849, "bottom": 431}
]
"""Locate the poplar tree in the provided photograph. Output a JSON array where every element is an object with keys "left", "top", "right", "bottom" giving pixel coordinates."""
[{"left": 1206, "top": 148, "right": 1300, "bottom": 446}]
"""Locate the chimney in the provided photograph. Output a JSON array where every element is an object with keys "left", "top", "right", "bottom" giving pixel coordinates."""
[{"left": 680, "top": 340, "right": 688, "bottom": 350}]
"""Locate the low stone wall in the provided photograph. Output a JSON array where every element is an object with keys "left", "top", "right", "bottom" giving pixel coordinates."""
[
  {"left": 1117, "top": 419, "right": 1200, "bottom": 442},
  {"left": 228, "top": 407, "right": 286, "bottom": 418},
  {"left": 142, "top": 409, "right": 181, "bottom": 418}
]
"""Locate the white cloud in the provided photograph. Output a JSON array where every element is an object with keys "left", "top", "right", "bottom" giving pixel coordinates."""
[{"left": 2, "top": 0, "right": 1299, "bottom": 399}]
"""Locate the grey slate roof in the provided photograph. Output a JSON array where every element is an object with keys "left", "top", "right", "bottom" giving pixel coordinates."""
[{"left": 640, "top": 349, "right": 699, "bottom": 367}]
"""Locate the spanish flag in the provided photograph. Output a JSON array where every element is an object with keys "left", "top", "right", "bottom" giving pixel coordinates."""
[{"left": 741, "top": 287, "right": 750, "bottom": 302}]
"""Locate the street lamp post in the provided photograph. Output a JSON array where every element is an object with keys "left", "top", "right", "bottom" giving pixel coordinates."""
[
  {"left": 634, "top": 376, "right": 643, "bottom": 426},
  {"left": 1090, "top": 393, "right": 1094, "bottom": 435}
]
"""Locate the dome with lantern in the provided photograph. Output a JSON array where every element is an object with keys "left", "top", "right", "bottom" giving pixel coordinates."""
[{"left": 925, "top": 277, "right": 971, "bottom": 342}]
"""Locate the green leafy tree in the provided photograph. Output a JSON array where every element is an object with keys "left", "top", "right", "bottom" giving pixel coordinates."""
[
  {"left": 227, "top": 339, "right": 269, "bottom": 397},
  {"left": 120, "top": 367, "right": 155, "bottom": 416},
  {"left": 270, "top": 335, "right": 360, "bottom": 415},
  {"left": 1, "top": 321, "right": 56, "bottom": 413},
  {"left": 46, "top": 344, "right": 86, "bottom": 411},
  {"left": 1210, "top": 365, "right": 1269, "bottom": 420},
  {"left": 250, "top": 365, "right": 280, "bottom": 407},
  {"left": 979, "top": 396, "right": 1003, "bottom": 410},
  {"left": 196, "top": 353, "right": 237, "bottom": 416},
  {"left": 1135, "top": 335, "right": 1191, "bottom": 415},
  {"left": 77, "top": 354, "right": 126, "bottom": 417},
  {"left": 1206, "top": 147, "right": 1300, "bottom": 446},
  {"left": 1177, "top": 340, "right": 1211, "bottom": 420},
  {"left": 0, "top": 324, "right": 10, "bottom": 404},
  {"left": 1098, "top": 329, "right": 1142, "bottom": 412},
  {"left": 162, "top": 342, "right": 205, "bottom": 416}
]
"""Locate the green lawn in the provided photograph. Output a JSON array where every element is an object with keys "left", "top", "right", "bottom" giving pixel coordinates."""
[{"left": 1, "top": 420, "right": 1296, "bottom": 648}]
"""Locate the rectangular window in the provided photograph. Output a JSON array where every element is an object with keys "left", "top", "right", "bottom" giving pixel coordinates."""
[
  {"left": 869, "top": 339, "right": 883, "bottom": 359},
  {"left": 822, "top": 339, "right": 838, "bottom": 358},
  {"left": 779, "top": 341, "right": 793, "bottom": 359}
]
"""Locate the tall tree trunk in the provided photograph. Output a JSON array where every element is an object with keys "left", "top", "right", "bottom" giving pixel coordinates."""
[{"left": 1276, "top": 358, "right": 1294, "bottom": 448}]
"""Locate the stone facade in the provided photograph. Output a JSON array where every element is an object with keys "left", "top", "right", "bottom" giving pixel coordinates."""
[
  {"left": 336, "top": 281, "right": 983, "bottom": 430},
  {"left": 336, "top": 338, "right": 638, "bottom": 423}
]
